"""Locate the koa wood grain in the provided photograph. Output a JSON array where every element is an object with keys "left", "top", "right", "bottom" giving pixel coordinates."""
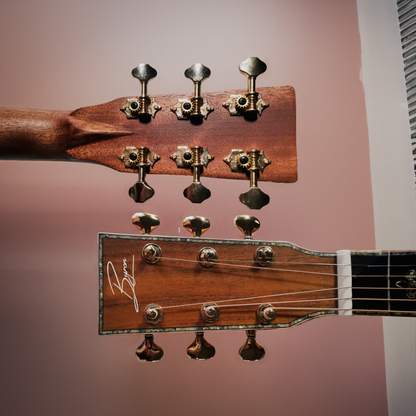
[{"left": 99, "top": 234, "right": 336, "bottom": 334}]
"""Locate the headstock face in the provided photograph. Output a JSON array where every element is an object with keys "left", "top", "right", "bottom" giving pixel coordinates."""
[
  {"left": 69, "top": 86, "right": 297, "bottom": 182},
  {"left": 99, "top": 233, "right": 337, "bottom": 335}
]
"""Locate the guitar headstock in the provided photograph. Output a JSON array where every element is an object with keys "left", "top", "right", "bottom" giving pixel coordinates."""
[{"left": 99, "top": 213, "right": 338, "bottom": 361}]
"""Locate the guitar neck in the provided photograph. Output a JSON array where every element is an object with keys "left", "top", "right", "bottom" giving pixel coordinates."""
[
  {"left": 98, "top": 233, "right": 416, "bottom": 336},
  {"left": 349, "top": 250, "right": 416, "bottom": 317}
]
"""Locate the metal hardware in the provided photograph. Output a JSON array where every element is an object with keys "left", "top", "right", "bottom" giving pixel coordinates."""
[
  {"left": 183, "top": 216, "right": 210, "bottom": 237},
  {"left": 198, "top": 247, "right": 217, "bottom": 268},
  {"left": 187, "top": 332, "right": 216, "bottom": 360},
  {"left": 135, "top": 334, "right": 164, "bottom": 362},
  {"left": 239, "top": 330, "right": 265, "bottom": 361},
  {"left": 224, "top": 149, "right": 271, "bottom": 209},
  {"left": 142, "top": 243, "right": 162, "bottom": 264},
  {"left": 171, "top": 63, "right": 214, "bottom": 121},
  {"left": 200, "top": 302, "right": 220, "bottom": 323},
  {"left": 257, "top": 303, "right": 277, "bottom": 324},
  {"left": 170, "top": 146, "right": 214, "bottom": 203},
  {"left": 144, "top": 304, "right": 164, "bottom": 325},
  {"left": 255, "top": 246, "right": 275, "bottom": 266},
  {"left": 132, "top": 212, "right": 160, "bottom": 234},
  {"left": 119, "top": 146, "right": 160, "bottom": 203},
  {"left": 234, "top": 215, "right": 260, "bottom": 240},
  {"left": 223, "top": 57, "right": 269, "bottom": 118},
  {"left": 396, "top": 269, "right": 416, "bottom": 299},
  {"left": 182, "top": 217, "right": 215, "bottom": 359},
  {"left": 121, "top": 63, "right": 161, "bottom": 121}
]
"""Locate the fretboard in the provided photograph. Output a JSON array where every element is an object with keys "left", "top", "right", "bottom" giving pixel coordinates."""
[{"left": 351, "top": 251, "right": 416, "bottom": 316}]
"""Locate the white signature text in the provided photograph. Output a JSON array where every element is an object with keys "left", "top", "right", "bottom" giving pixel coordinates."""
[{"left": 107, "top": 256, "right": 139, "bottom": 313}]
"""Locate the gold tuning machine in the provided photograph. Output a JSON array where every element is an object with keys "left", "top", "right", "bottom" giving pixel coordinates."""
[
  {"left": 234, "top": 215, "right": 260, "bottom": 240},
  {"left": 119, "top": 146, "right": 160, "bottom": 203},
  {"left": 182, "top": 216, "right": 216, "bottom": 360},
  {"left": 223, "top": 57, "right": 269, "bottom": 119},
  {"left": 171, "top": 146, "right": 214, "bottom": 203},
  {"left": 239, "top": 330, "right": 265, "bottom": 362},
  {"left": 121, "top": 63, "right": 161, "bottom": 122},
  {"left": 135, "top": 334, "right": 164, "bottom": 362},
  {"left": 187, "top": 332, "right": 216, "bottom": 360},
  {"left": 183, "top": 216, "right": 210, "bottom": 237},
  {"left": 132, "top": 213, "right": 162, "bottom": 264},
  {"left": 171, "top": 63, "right": 214, "bottom": 123},
  {"left": 132, "top": 212, "right": 160, "bottom": 234},
  {"left": 224, "top": 149, "right": 271, "bottom": 209},
  {"left": 234, "top": 216, "right": 266, "bottom": 360}
]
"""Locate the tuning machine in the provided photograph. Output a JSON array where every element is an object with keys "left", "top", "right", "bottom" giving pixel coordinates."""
[
  {"left": 171, "top": 63, "right": 214, "bottom": 123},
  {"left": 121, "top": 63, "right": 161, "bottom": 122},
  {"left": 132, "top": 212, "right": 162, "bottom": 264},
  {"left": 135, "top": 334, "right": 164, "bottom": 362},
  {"left": 239, "top": 330, "right": 265, "bottom": 361},
  {"left": 223, "top": 57, "right": 269, "bottom": 119},
  {"left": 120, "top": 146, "right": 160, "bottom": 203},
  {"left": 224, "top": 149, "right": 271, "bottom": 209},
  {"left": 182, "top": 216, "right": 216, "bottom": 360},
  {"left": 170, "top": 146, "right": 214, "bottom": 203}
]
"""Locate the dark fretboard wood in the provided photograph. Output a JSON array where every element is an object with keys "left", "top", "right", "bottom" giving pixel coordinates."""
[{"left": 351, "top": 251, "right": 416, "bottom": 316}]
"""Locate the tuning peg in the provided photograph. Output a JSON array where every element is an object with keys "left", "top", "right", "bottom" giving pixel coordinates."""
[
  {"left": 170, "top": 146, "right": 214, "bottom": 203},
  {"left": 183, "top": 216, "right": 210, "bottom": 237},
  {"left": 121, "top": 63, "right": 161, "bottom": 121},
  {"left": 186, "top": 332, "right": 216, "bottom": 360},
  {"left": 224, "top": 149, "right": 271, "bottom": 209},
  {"left": 182, "top": 218, "right": 216, "bottom": 359},
  {"left": 119, "top": 146, "right": 160, "bottom": 203},
  {"left": 171, "top": 63, "right": 214, "bottom": 122},
  {"left": 135, "top": 334, "right": 164, "bottom": 362},
  {"left": 223, "top": 57, "right": 269, "bottom": 118},
  {"left": 239, "top": 330, "right": 265, "bottom": 361},
  {"left": 132, "top": 212, "right": 160, "bottom": 234},
  {"left": 234, "top": 215, "right": 260, "bottom": 240}
]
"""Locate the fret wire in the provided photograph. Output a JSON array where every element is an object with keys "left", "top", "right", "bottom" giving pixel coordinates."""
[{"left": 388, "top": 251, "right": 391, "bottom": 313}]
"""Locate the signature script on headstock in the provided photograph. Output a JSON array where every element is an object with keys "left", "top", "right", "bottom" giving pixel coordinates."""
[{"left": 106, "top": 256, "right": 139, "bottom": 312}]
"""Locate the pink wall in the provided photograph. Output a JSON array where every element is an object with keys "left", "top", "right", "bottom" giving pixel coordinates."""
[{"left": 0, "top": 1, "right": 386, "bottom": 415}]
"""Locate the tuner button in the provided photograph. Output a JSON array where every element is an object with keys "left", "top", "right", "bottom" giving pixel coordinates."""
[
  {"left": 131, "top": 63, "right": 158, "bottom": 83},
  {"left": 187, "top": 332, "right": 216, "bottom": 360},
  {"left": 234, "top": 215, "right": 260, "bottom": 240},
  {"left": 132, "top": 212, "right": 160, "bottom": 234},
  {"left": 135, "top": 334, "right": 164, "bottom": 362},
  {"left": 239, "top": 187, "right": 270, "bottom": 210},
  {"left": 239, "top": 57, "right": 267, "bottom": 78},
  {"left": 184, "top": 63, "right": 211, "bottom": 83},
  {"left": 183, "top": 216, "right": 210, "bottom": 237},
  {"left": 239, "top": 330, "right": 265, "bottom": 362}
]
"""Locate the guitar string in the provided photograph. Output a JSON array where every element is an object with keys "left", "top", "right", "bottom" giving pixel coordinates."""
[
  {"left": 157, "top": 256, "right": 415, "bottom": 279},
  {"left": 161, "top": 286, "right": 415, "bottom": 311}
]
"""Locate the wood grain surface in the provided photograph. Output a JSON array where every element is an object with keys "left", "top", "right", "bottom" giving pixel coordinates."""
[
  {"left": 99, "top": 234, "right": 336, "bottom": 334},
  {"left": 70, "top": 86, "right": 297, "bottom": 182}
]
